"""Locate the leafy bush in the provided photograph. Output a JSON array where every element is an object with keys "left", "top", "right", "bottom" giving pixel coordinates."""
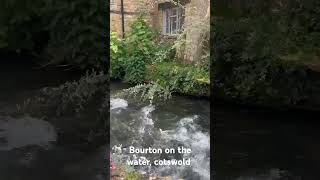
[
  {"left": 43, "top": 0, "right": 106, "bottom": 69},
  {"left": 17, "top": 71, "right": 108, "bottom": 117},
  {"left": 119, "top": 83, "right": 172, "bottom": 103},
  {"left": 123, "top": 15, "right": 156, "bottom": 84},
  {"left": 125, "top": 172, "right": 143, "bottom": 180},
  {"left": 0, "top": 0, "right": 106, "bottom": 70},
  {"left": 110, "top": 15, "right": 210, "bottom": 98},
  {"left": 147, "top": 61, "right": 210, "bottom": 96},
  {"left": 213, "top": 17, "right": 313, "bottom": 105},
  {"left": 152, "top": 38, "right": 176, "bottom": 64},
  {"left": 16, "top": 71, "right": 109, "bottom": 148},
  {"left": 0, "top": 0, "right": 45, "bottom": 52},
  {"left": 110, "top": 15, "right": 157, "bottom": 84},
  {"left": 110, "top": 32, "right": 125, "bottom": 79}
]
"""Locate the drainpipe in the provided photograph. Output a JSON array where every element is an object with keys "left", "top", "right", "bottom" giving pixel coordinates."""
[{"left": 120, "top": 0, "right": 125, "bottom": 38}]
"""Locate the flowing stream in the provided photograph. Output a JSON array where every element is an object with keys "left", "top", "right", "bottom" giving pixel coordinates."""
[{"left": 110, "top": 82, "right": 210, "bottom": 180}]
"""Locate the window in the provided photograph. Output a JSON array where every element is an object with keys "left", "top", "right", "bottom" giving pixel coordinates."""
[{"left": 163, "top": 7, "right": 185, "bottom": 35}]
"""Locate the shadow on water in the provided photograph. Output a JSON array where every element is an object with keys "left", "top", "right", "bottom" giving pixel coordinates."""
[
  {"left": 215, "top": 100, "right": 320, "bottom": 180},
  {"left": 0, "top": 57, "right": 106, "bottom": 180}
]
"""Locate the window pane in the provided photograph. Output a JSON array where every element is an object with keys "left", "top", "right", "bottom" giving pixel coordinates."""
[
  {"left": 171, "top": 16, "right": 177, "bottom": 34},
  {"left": 166, "top": 10, "right": 170, "bottom": 33},
  {"left": 162, "top": 7, "right": 186, "bottom": 34}
]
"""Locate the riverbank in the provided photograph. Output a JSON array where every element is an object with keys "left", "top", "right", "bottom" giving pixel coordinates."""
[
  {"left": 0, "top": 60, "right": 107, "bottom": 179},
  {"left": 110, "top": 16, "right": 210, "bottom": 99},
  {"left": 146, "top": 61, "right": 210, "bottom": 97},
  {"left": 213, "top": 58, "right": 320, "bottom": 111},
  {"left": 213, "top": 2, "right": 320, "bottom": 111},
  {"left": 111, "top": 61, "right": 210, "bottom": 99}
]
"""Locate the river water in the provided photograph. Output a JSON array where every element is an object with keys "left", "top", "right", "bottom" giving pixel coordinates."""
[
  {"left": 215, "top": 101, "right": 320, "bottom": 180},
  {"left": 7, "top": 60, "right": 319, "bottom": 180},
  {"left": 0, "top": 59, "right": 106, "bottom": 180},
  {"left": 110, "top": 82, "right": 210, "bottom": 179}
]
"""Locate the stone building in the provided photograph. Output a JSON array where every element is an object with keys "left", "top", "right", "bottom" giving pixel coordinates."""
[{"left": 110, "top": 0, "right": 210, "bottom": 62}]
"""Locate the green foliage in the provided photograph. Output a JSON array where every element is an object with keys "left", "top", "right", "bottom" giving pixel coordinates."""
[
  {"left": 213, "top": 11, "right": 315, "bottom": 105},
  {"left": 123, "top": 15, "right": 156, "bottom": 84},
  {"left": 43, "top": 0, "right": 106, "bottom": 69},
  {"left": 118, "top": 61, "right": 209, "bottom": 103},
  {"left": 148, "top": 61, "right": 210, "bottom": 96},
  {"left": 0, "top": 0, "right": 106, "bottom": 70},
  {"left": 125, "top": 172, "right": 143, "bottom": 180},
  {"left": 110, "top": 15, "right": 157, "bottom": 84},
  {"left": 110, "top": 32, "right": 122, "bottom": 60},
  {"left": 16, "top": 71, "right": 109, "bottom": 146},
  {"left": 111, "top": 15, "right": 210, "bottom": 99},
  {"left": 119, "top": 83, "right": 172, "bottom": 103},
  {"left": 17, "top": 71, "right": 108, "bottom": 117},
  {"left": 110, "top": 32, "right": 125, "bottom": 79},
  {"left": 125, "top": 15, "right": 156, "bottom": 61},
  {"left": 152, "top": 39, "right": 176, "bottom": 64},
  {"left": 0, "top": 0, "right": 45, "bottom": 52}
]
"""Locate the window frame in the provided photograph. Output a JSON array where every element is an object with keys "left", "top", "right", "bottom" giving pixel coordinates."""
[{"left": 162, "top": 6, "right": 185, "bottom": 36}]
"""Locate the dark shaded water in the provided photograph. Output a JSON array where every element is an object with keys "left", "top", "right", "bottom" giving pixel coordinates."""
[
  {"left": 0, "top": 59, "right": 106, "bottom": 180},
  {"left": 215, "top": 101, "right": 320, "bottom": 180}
]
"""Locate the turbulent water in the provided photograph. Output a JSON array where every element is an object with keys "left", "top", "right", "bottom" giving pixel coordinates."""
[{"left": 110, "top": 82, "right": 210, "bottom": 180}]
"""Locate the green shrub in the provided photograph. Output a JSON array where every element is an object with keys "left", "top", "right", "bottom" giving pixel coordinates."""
[
  {"left": 16, "top": 71, "right": 109, "bottom": 147},
  {"left": 213, "top": 16, "right": 313, "bottom": 105},
  {"left": 110, "top": 15, "right": 157, "bottom": 84},
  {"left": 17, "top": 71, "right": 108, "bottom": 117},
  {"left": 147, "top": 61, "right": 210, "bottom": 96},
  {"left": 125, "top": 172, "right": 143, "bottom": 180},
  {"left": 110, "top": 32, "right": 125, "bottom": 79},
  {"left": 123, "top": 15, "right": 156, "bottom": 84},
  {"left": 42, "top": 0, "right": 106, "bottom": 69},
  {"left": 0, "top": 0, "right": 106, "bottom": 70}
]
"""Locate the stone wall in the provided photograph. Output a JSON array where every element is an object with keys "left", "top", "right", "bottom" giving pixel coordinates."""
[
  {"left": 183, "top": 0, "right": 210, "bottom": 63},
  {"left": 110, "top": 0, "right": 210, "bottom": 64},
  {"left": 110, "top": 0, "right": 157, "bottom": 37}
]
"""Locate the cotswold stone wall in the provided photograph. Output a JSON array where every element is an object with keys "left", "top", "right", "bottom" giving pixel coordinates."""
[
  {"left": 110, "top": 0, "right": 159, "bottom": 37},
  {"left": 110, "top": 0, "right": 210, "bottom": 64},
  {"left": 183, "top": 0, "right": 210, "bottom": 63}
]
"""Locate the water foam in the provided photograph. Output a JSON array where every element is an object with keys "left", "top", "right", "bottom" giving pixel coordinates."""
[
  {"left": 158, "top": 115, "right": 210, "bottom": 180},
  {"left": 110, "top": 98, "right": 128, "bottom": 110},
  {"left": 0, "top": 116, "right": 56, "bottom": 151},
  {"left": 139, "top": 105, "right": 155, "bottom": 135},
  {"left": 111, "top": 102, "right": 210, "bottom": 179}
]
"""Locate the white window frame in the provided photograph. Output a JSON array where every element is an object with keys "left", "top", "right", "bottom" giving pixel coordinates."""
[
  {"left": 110, "top": 0, "right": 116, "bottom": 9},
  {"left": 162, "top": 6, "right": 185, "bottom": 35}
]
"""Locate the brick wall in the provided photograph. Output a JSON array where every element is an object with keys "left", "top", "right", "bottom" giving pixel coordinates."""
[
  {"left": 110, "top": 0, "right": 192, "bottom": 37},
  {"left": 110, "top": 0, "right": 156, "bottom": 37},
  {"left": 110, "top": 0, "right": 210, "bottom": 63}
]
